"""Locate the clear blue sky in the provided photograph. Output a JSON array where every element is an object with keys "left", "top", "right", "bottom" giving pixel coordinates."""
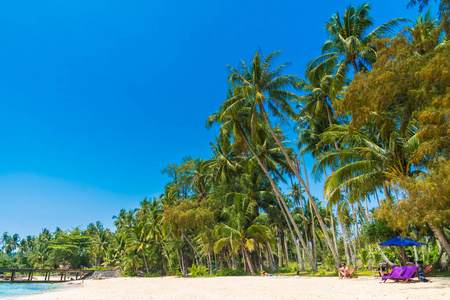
[{"left": 0, "top": 1, "right": 432, "bottom": 237}]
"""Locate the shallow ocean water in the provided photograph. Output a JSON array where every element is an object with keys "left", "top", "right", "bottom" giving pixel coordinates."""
[{"left": 0, "top": 283, "right": 60, "bottom": 299}]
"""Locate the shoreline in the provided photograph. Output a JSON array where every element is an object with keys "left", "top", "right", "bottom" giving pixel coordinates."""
[{"left": 14, "top": 276, "right": 450, "bottom": 300}]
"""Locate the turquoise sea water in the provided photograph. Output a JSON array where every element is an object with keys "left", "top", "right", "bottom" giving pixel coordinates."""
[{"left": 0, "top": 283, "right": 60, "bottom": 299}]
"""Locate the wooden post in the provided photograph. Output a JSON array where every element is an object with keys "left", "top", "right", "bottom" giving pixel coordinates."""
[
  {"left": 11, "top": 269, "right": 16, "bottom": 282},
  {"left": 64, "top": 270, "right": 67, "bottom": 281}
]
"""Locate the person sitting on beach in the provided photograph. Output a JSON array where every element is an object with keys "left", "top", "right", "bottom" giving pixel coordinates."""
[{"left": 338, "top": 263, "right": 348, "bottom": 279}]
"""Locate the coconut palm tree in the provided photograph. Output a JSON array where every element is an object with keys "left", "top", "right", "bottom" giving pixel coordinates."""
[
  {"left": 214, "top": 195, "right": 273, "bottom": 275},
  {"left": 315, "top": 123, "right": 422, "bottom": 205},
  {"left": 126, "top": 223, "right": 151, "bottom": 273},
  {"left": 146, "top": 197, "right": 169, "bottom": 275},
  {"left": 297, "top": 62, "right": 343, "bottom": 122},
  {"left": 209, "top": 135, "right": 241, "bottom": 190},
  {"left": 113, "top": 209, "right": 135, "bottom": 231},
  {"left": 307, "top": 2, "right": 407, "bottom": 91},
  {"left": 408, "top": 8, "right": 443, "bottom": 54},
  {"left": 227, "top": 50, "right": 341, "bottom": 266},
  {"left": 207, "top": 90, "right": 316, "bottom": 269}
]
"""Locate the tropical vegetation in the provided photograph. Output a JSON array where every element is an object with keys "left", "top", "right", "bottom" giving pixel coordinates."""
[{"left": 1, "top": 1, "right": 449, "bottom": 277}]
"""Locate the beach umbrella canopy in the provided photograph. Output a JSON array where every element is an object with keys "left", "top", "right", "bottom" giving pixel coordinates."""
[{"left": 379, "top": 236, "right": 426, "bottom": 246}]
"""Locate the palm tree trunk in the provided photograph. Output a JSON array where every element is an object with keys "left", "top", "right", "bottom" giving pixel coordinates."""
[
  {"left": 224, "top": 248, "right": 232, "bottom": 269},
  {"left": 181, "top": 230, "right": 199, "bottom": 265},
  {"left": 258, "top": 103, "right": 340, "bottom": 267},
  {"left": 166, "top": 251, "right": 172, "bottom": 271},
  {"left": 178, "top": 249, "right": 187, "bottom": 276},
  {"left": 413, "top": 246, "right": 419, "bottom": 264},
  {"left": 208, "top": 254, "right": 212, "bottom": 275},
  {"left": 296, "top": 156, "right": 310, "bottom": 250},
  {"left": 309, "top": 199, "right": 317, "bottom": 270},
  {"left": 159, "top": 242, "right": 167, "bottom": 275},
  {"left": 436, "top": 242, "right": 449, "bottom": 269},
  {"left": 347, "top": 226, "right": 358, "bottom": 267},
  {"left": 277, "top": 237, "right": 282, "bottom": 267},
  {"left": 339, "top": 217, "right": 351, "bottom": 266},
  {"left": 382, "top": 182, "right": 390, "bottom": 200},
  {"left": 351, "top": 58, "right": 359, "bottom": 74},
  {"left": 266, "top": 241, "right": 277, "bottom": 272},
  {"left": 281, "top": 231, "right": 289, "bottom": 268},
  {"left": 323, "top": 100, "right": 340, "bottom": 150},
  {"left": 351, "top": 203, "right": 361, "bottom": 249},
  {"left": 330, "top": 208, "right": 339, "bottom": 257},
  {"left": 294, "top": 238, "right": 303, "bottom": 271},
  {"left": 236, "top": 123, "right": 315, "bottom": 268},
  {"left": 375, "top": 190, "right": 381, "bottom": 207},
  {"left": 142, "top": 251, "right": 149, "bottom": 273},
  {"left": 243, "top": 247, "right": 255, "bottom": 275},
  {"left": 377, "top": 244, "right": 395, "bottom": 267},
  {"left": 323, "top": 165, "right": 340, "bottom": 261},
  {"left": 388, "top": 246, "right": 405, "bottom": 265},
  {"left": 231, "top": 249, "right": 236, "bottom": 270},
  {"left": 257, "top": 244, "right": 264, "bottom": 271},
  {"left": 364, "top": 197, "right": 370, "bottom": 220},
  {"left": 428, "top": 222, "right": 450, "bottom": 259}
]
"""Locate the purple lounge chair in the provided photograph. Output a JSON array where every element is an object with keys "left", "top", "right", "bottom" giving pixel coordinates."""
[
  {"left": 392, "top": 266, "right": 419, "bottom": 283},
  {"left": 382, "top": 266, "right": 403, "bottom": 282},
  {"left": 384, "top": 266, "right": 419, "bottom": 283}
]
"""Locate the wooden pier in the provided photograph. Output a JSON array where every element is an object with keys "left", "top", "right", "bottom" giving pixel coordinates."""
[{"left": 0, "top": 268, "right": 94, "bottom": 283}]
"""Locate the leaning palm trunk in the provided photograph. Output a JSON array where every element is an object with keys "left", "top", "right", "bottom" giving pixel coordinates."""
[
  {"left": 181, "top": 230, "right": 199, "bottom": 265},
  {"left": 258, "top": 103, "right": 340, "bottom": 267},
  {"left": 236, "top": 124, "right": 315, "bottom": 269},
  {"left": 142, "top": 251, "right": 149, "bottom": 273},
  {"left": 428, "top": 222, "right": 450, "bottom": 261},
  {"left": 309, "top": 199, "right": 317, "bottom": 269},
  {"left": 266, "top": 241, "right": 277, "bottom": 272},
  {"left": 323, "top": 165, "right": 340, "bottom": 261},
  {"left": 283, "top": 211, "right": 305, "bottom": 270},
  {"left": 339, "top": 216, "right": 351, "bottom": 266},
  {"left": 281, "top": 231, "right": 289, "bottom": 268},
  {"left": 243, "top": 247, "right": 255, "bottom": 275},
  {"left": 351, "top": 203, "right": 361, "bottom": 249},
  {"left": 293, "top": 238, "right": 304, "bottom": 271},
  {"left": 277, "top": 237, "right": 282, "bottom": 267},
  {"left": 330, "top": 208, "right": 339, "bottom": 256},
  {"left": 257, "top": 244, "right": 264, "bottom": 271},
  {"left": 347, "top": 227, "right": 358, "bottom": 267}
]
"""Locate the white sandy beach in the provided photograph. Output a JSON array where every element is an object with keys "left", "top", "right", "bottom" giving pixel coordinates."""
[{"left": 17, "top": 276, "right": 450, "bottom": 300}]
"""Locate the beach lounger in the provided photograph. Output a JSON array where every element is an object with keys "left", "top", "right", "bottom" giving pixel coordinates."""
[
  {"left": 344, "top": 268, "right": 357, "bottom": 278},
  {"left": 385, "top": 266, "right": 419, "bottom": 283},
  {"left": 382, "top": 266, "right": 402, "bottom": 282},
  {"left": 423, "top": 264, "right": 435, "bottom": 277}
]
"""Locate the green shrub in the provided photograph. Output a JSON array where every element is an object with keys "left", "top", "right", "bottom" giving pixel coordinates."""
[
  {"left": 359, "top": 249, "right": 369, "bottom": 270},
  {"left": 144, "top": 270, "right": 162, "bottom": 277},
  {"left": 214, "top": 267, "right": 245, "bottom": 276},
  {"left": 187, "top": 264, "right": 208, "bottom": 277},
  {"left": 276, "top": 267, "right": 292, "bottom": 273},
  {"left": 122, "top": 270, "right": 136, "bottom": 277}
]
